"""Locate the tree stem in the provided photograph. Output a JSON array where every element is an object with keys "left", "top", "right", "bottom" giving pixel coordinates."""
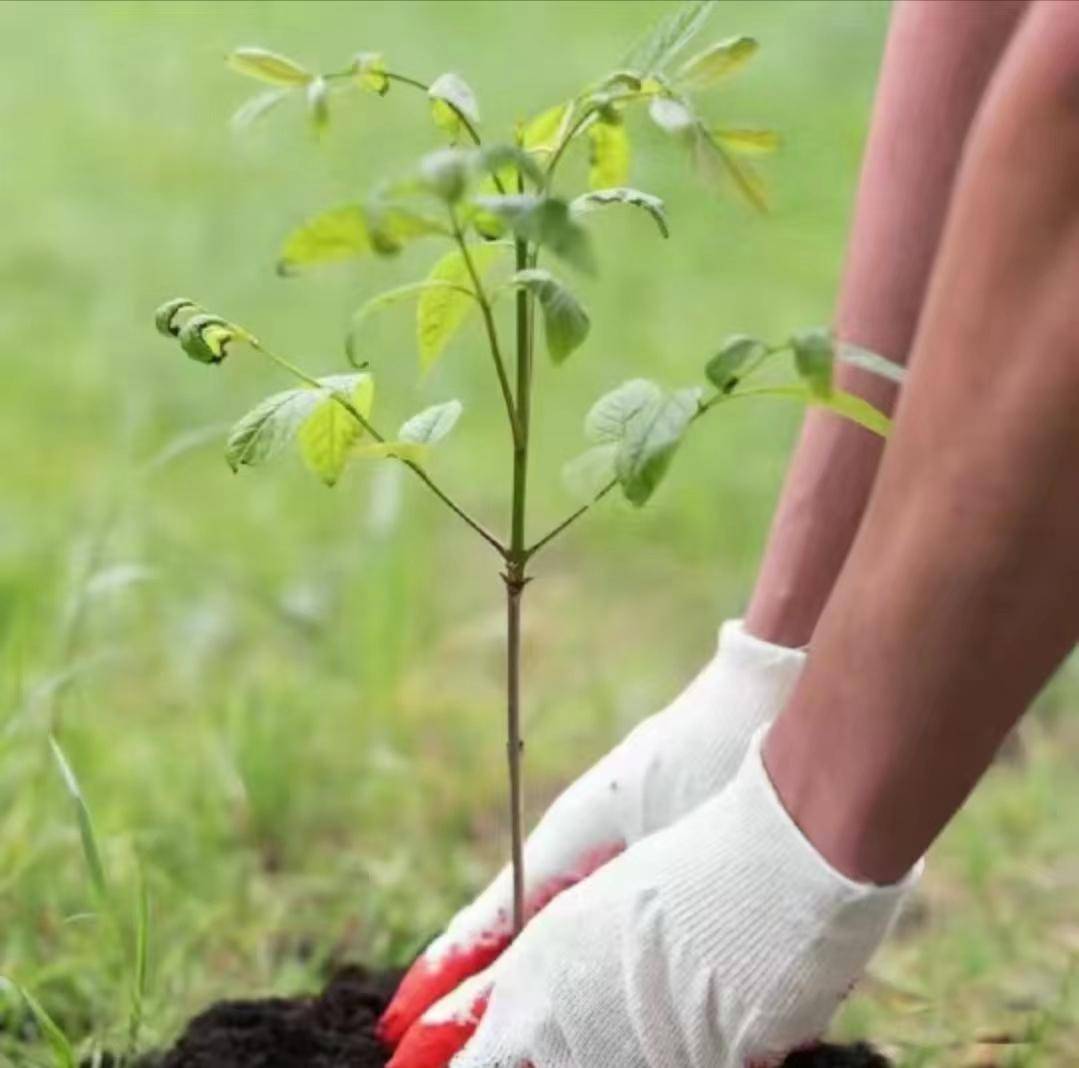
[
  {"left": 503, "top": 564, "right": 527, "bottom": 934},
  {"left": 504, "top": 231, "right": 533, "bottom": 935}
]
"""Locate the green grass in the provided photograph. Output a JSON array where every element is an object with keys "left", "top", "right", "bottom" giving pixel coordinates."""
[{"left": 1, "top": 1, "right": 1076, "bottom": 1064}]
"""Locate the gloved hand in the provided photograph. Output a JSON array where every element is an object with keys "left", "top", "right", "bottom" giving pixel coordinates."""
[
  {"left": 379, "top": 621, "right": 805, "bottom": 1049},
  {"left": 391, "top": 731, "right": 920, "bottom": 1068}
]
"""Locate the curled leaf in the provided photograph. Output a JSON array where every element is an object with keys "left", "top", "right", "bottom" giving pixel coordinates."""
[
  {"left": 155, "top": 298, "right": 199, "bottom": 338},
  {"left": 178, "top": 314, "right": 247, "bottom": 365},
  {"left": 227, "top": 47, "right": 311, "bottom": 88},
  {"left": 570, "top": 187, "right": 669, "bottom": 238},
  {"left": 353, "top": 52, "right": 389, "bottom": 95}
]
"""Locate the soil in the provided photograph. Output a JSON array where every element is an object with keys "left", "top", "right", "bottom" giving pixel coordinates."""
[{"left": 101, "top": 965, "right": 891, "bottom": 1067}]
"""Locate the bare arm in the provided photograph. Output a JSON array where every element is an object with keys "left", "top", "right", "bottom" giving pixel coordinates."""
[
  {"left": 765, "top": 0, "right": 1079, "bottom": 883},
  {"left": 746, "top": 0, "right": 1029, "bottom": 648}
]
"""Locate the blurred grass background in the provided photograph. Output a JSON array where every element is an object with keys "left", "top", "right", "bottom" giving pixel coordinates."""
[{"left": 1, "top": 1, "right": 1076, "bottom": 1064}]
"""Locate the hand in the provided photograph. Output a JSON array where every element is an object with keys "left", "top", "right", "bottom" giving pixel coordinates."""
[
  {"left": 392, "top": 733, "right": 919, "bottom": 1068},
  {"left": 378, "top": 622, "right": 805, "bottom": 1048}
]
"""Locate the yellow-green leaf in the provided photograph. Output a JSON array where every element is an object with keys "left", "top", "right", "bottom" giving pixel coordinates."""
[
  {"left": 521, "top": 101, "right": 574, "bottom": 155},
  {"left": 417, "top": 245, "right": 502, "bottom": 370},
  {"left": 711, "top": 127, "right": 779, "bottom": 156},
  {"left": 278, "top": 204, "right": 442, "bottom": 274},
  {"left": 588, "top": 117, "right": 630, "bottom": 190},
  {"left": 298, "top": 373, "right": 375, "bottom": 486},
  {"left": 675, "top": 35, "right": 758, "bottom": 89},
  {"left": 227, "top": 47, "right": 311, "bottom": 88}
]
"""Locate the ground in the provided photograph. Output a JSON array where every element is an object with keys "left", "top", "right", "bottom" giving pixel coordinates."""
[{"left": 0, "top": 1, "right": 1076, "bottom": 1065}]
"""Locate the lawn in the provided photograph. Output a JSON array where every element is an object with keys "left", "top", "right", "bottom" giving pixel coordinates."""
[{"left": 1, "top": 1, "right": 1076, "bottom": 1064}]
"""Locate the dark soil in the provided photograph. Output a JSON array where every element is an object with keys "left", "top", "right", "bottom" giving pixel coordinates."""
[{"left": 109, "top": 965, "right": 890, "bottom": 1067}]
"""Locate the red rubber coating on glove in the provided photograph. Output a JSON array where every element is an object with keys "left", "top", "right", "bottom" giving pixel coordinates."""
[
  {"left": 378, "top": 841, "right": 625, "bottom": 1050},
  {"left": 385, "top": 990, "right": 489, "bottom": 1068}
]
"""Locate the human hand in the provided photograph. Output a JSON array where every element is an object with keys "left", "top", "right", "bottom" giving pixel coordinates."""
[
  {"left": 389, "top": 732, "right": 918, "bottom": 1068},
  {"left": 378, "top": 622, "right": 805, "bottom": 1049}
]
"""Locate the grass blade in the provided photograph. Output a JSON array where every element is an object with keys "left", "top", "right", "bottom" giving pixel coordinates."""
[
  {"left": 0, "top": 977, "right": 76, "bottom": 1068},
  {"left": 126, "top": 868, "right": 150, "bottom": 1055},
  {"left": 48, "top": 735, "right": 109, "bottom": 903}
]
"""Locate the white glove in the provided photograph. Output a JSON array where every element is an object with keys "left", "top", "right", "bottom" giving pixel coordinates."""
[
  {"left": 379, "top": 622, "right": 805, "bottom": 1048},
  {"left": 408, "top": 732, "right": 920, "bottom": 1068}
]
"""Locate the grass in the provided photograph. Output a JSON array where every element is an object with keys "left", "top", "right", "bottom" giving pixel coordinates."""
[{"left": 0, "top": 1, "right": 1076, "bottom": 1064}]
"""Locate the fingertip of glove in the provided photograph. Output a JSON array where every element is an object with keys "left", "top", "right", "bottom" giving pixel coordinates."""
[
  {"left": 378, "top": 940, "right": 505, "bottom": 1048},
  {"left": 386, "top": 991, "right": 489, "bottom": 1068}
]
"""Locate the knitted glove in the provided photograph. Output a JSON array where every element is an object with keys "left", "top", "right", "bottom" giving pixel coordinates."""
[
  {"left": 396, "top": 731, "right": 920, "bottom": 1068},
  {"left": 378, "top": 623, "right": 805, "bottom": 1048}
]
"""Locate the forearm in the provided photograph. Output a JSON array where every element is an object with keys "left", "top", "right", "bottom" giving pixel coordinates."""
[
  {"left": 746, "top": 0, "right": 1029, "bottom": 647},
  {"left": 766, "top": 0, "right": 1079, "bottom": 884}
]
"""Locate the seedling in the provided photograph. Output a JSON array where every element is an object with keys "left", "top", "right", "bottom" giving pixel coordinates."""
[{"left": 155, "top": 0, "right": 896, "bottom": 935}]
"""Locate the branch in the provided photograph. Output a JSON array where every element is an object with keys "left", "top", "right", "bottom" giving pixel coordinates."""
[
  {"left": 450, "top": 213, "right": 523, "bottom": 445},
  {"left": 249, "top": 339, "right": 506, "bottom": 556},
  {"left": 524, "top": 479, "right": 617, "bottom": 561}
]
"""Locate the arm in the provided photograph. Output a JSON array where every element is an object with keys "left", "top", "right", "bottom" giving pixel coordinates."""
[
  {"left": 746, "top": 0, "right": 1029, "bottom": 648},
  {"left": 766, "top": 0, "right": 1079, "bottom": 884}
]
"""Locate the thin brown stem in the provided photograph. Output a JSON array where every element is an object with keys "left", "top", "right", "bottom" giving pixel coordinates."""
[
  {"left": 251, "top": 339, "right": 506, "bottom": 556},
  {"left": 503, "top": 565, "right": 527, "bottom": 934}
]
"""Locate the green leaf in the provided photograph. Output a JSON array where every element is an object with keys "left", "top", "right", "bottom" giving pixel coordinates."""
[
  {"left": 127, "top": 867, "right": 150, "bottom": 1053},
  {"left": 419, "top": 148, "right": 471, "bottom": 202},
  {"left": 429, "top": 72, "right": 480, "bottom": 134},
  {"left": 154, "top": 297, "right": 199, "bottom": 338},
  {"left": 277, "top": 204, "right": 442, "bottom": 274},
  {"left": 352, "top": 52, "right": 389, "bottom": 95},
  {"left": 705, "top": 334, "right": 768, "bottom": 391},
  {"left": 616, "top": 387, "right": 701, "bottom": 506},
  {"left": 0, "top": 978, "right": 76, "bottom": 1068},
  {"left": 346, "top": 280, "right": 473, "bottom": 367},
  {"left": 476, "top": 145, "right": 544, "bottom": 190},
  {"left": 306, "top": 75, "right": 329, "bottom": 132},
  {"left": 711, "top": 127, "right": 780, "bottom": 156},
  {"left": 298, "top": 373, "right": 375, "bottom": 486},
  {"left": 791, "top": 327, "right": 835, "bottom": 397},
  {"left": 562, "top": 443, "right": 618, "bottom": 501},
  {"left": 649, "top": 95, "right": 696, "bottom": 136},
  {"left": 399, "top": 399, "right": 463, "bottom": 445},
  {"left": 49, "top": 736, "right": 109, "bottom": 904},
  {"left": 588, "top": 115, "right": 630, "bottom": 189},
  {"left": 694, "top": 125, "right": 769, "bottom": 212},
  {"left": 231, "top": 88, "right": 291, "bottom": 130},
  {"left": 509, "top": 269, "right": 590, "bottom": 364},
  {"left": 837, "top": 341, "right": 906, "bottom": 385},
  {"left": 227, "top": 47, "right": 311, "bottom": 87},
  {"left": 474, "top": 195, "right": 595, "bottom": 274},
  {"left": 178, "top": 314, "right": 247, "bottom": 365},
  {"left": 521, "top": 101, "right": 574, "bottom": 154},
  {"left": 225, "top": 388, "right": 322, "bottom": 471},
  {"left": 570, "top": 187, "right": 669, "bottom": 238},
  {"left": 585, "top": 378, "right": 665, "bottom": 444},
  {"left": 418, "top": 244, "right": 501, "bottom": 370},
  {"left": 733, "top": 384, "right": 891, "bottom": 437},
  {"left": 624, "top": 0, "right": 718, "bottom": 75},
  {"left": 674, "top": 35, "right": 758, "bottom": 89}
]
